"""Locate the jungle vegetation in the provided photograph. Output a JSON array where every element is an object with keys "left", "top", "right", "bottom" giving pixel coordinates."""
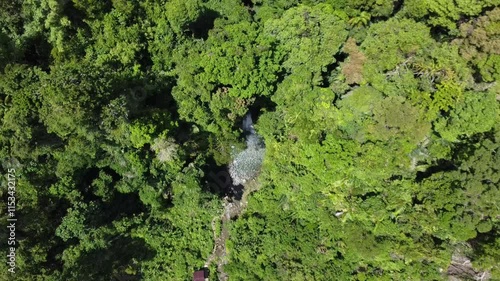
[{"left": 0, "top": 0, "right": 499, "bottom": 280}]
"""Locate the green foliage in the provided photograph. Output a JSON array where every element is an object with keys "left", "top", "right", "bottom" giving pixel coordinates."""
[
  {"left": 348, "top": 11, "right": 371, "bottom": 27},
  {"left": 85, "top": 9, "right": 144, "bottom": 66},
  {"left": 136, "top": 166, "right": 220, "bottom": 280},
  {"left": 402, "top": 0, "right": 500, "bottom": 33},
  {"left": 129, "top": 122, "right": 155, "bottom": 149},
  {"left": 181, "top": 21, "right": 272, "bottom": 101},
  {"left": 415, "top": 135, "right": 500, "bottom": 244},
  {"left": 165, "top": 0, "right": 204, "bottom": 34},
  {"left": 0, "top": 64, "right": 43, "bottom": 160},
  {"left": 361, "top": 18, "right": 434, "bottom": 72},
  {"left": 453, "top": 7, "right": 500, "bottom": 82},
  {"left": 1, "top": 1, "right": 499, "bottom": 280},
  {"left": 264, "top": 4, "right": 348, "bottom": 76},
  {"left": 434, "top": 91, "right": 499, "bottom": 142},
  {"left": 56, "top": 202, "right": 92, "bottom": 241},
  {"left": 38, "top": 60, "right": 114, "bottom": 138}
]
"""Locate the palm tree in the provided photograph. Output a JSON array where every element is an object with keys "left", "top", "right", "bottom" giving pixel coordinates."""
[{"left": 348, "top": 12, "right": 371, "bottom": 27}]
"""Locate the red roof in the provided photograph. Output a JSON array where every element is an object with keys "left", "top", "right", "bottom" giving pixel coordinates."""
[{"left": 193, "top": 270, "right": 206, "bottom": 281}]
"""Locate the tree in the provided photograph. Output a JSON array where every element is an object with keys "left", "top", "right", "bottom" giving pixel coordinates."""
[
  {"left": 401, "top": 0, "right": 500, "bottom": 34},
  {"left": 37, "top": 60, "right": 114, "bottom": 139},
  {"left": 453, "top": 7, "right": 500, "bottom": 82},
  {"left": 165, "top": 0, "right": 204, "bottom": 35},
  {"left": 85, "top": 9, "right": 144, "bottom": 66},
  {"left": 434, "top": 91, "right": 499, "bottom": 142},
  {"left": 263, "top": 4, "right": 348, "bottom": 78}
]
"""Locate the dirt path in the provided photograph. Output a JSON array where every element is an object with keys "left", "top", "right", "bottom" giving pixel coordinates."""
[{"left": 204, "top": 180, "right": 260, "bottom": 281}]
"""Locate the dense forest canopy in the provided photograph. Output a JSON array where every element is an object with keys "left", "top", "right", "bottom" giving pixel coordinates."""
[{"left": 0, "top": 0, "right": 499, "bottom": 280}]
